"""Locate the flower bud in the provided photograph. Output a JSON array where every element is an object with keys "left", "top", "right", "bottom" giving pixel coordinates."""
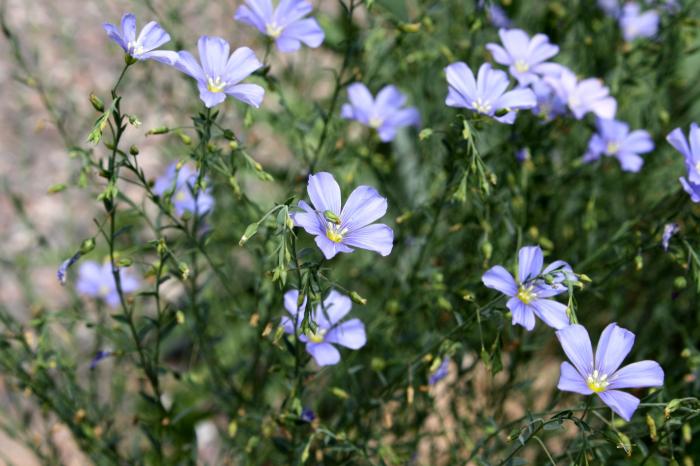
[
  {"left": 179, "top": 133, "right": 192, "bottom": 145},
  {"left": 146, "top": 126, "right": 170, "bottom": 136},
  {"left": 129, "top": 145, "right": 139, "bottom": 156},
  {"left": 646, "top": 414, "right": 658, "bottom": 442},
  {"left": 48, "top": 183, "right": 67, "bottom": 194},
  {"left": 350, "top": 291, "right": 367, "bottom": 305},
  {"left": 89, "top": 93, "right": 104, "bottom": 112},
  {"left": 324, "top": 210, "right": 342, "bottom": 224},
  {"left": 79, "top": 238, "right": 96, "bottom": 254},
  {"left": 117, "top": 257, "right": 132, "bottom": 267}
]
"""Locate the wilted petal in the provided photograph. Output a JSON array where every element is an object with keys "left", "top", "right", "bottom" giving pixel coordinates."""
[
  {"left": 482, "top": 265, "right": 517, "bottom": 296},
  {"left": 306, "top": 342, "right": 341, "bottom": 366},
  {"left": 556, "top": 324, "right": 594, "bottom": 376},
  {"left": 609, "top": 361, "right": 664, "bottom": 389},
  {"left": 342, "top": 224, "right": 393, "bottom": 256},
  {"left": 558, "top": 361, "right": 593, "bottom": 394},
  {"left": 598, "top": 390, "right": 640, "bottom": 421},
  {"left": 325, "top": 319, "right": 366, "bottom": 349}
]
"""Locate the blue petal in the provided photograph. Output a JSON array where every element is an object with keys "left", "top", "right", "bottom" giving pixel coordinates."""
[
  {"left": 274, "top": 0, "right": 313, "bottom": 27},
  {"left": 277, "top": 18, "right": 324, "bottom": 51},
  {"left": 292, "top": 200, "right": 325, "bottom": 236},
  {"left": 223, "top": 47, "right": 263, "bottom": 85},
  {"left": 481, "top": 265, "right": 517, "bottom": 296},
  {"left": 120, "top": 13, "right": 137, "bottom": 43},
  {"left": 595, "top": 323, "right": 635, "bottom": 375},
  {"left": 174, "top": 51, "right": 205, "bottom": 81},
  {"left": 306, "top": 342, "right": 340, "bottom": 366},
  {"left": 556, "top": 324, "right": 594, "bottom": 377},
  {"left": 137, "top": 21, "right": 170, "bottom": 51},
  {"left": 344, "top": 83, "right": 374, "bottom": 125},
  {"left": 307, "top": 172, "right": 341, "bottom": 214},
  {"left": 198, "top": 35, "right": 230, "bottom": 79},
  {"left": 325, "top": 318, "right": 366, "bottom": 349},
  {"left": 103, "top": 22, "right": 127, "bottom": 51},
  {"left": 518, "top": 245, "right": 544, "bottom": 283},
  {"left": 445, "top": 62, "right": 477, "bottom": 108},
  {"left": 609, "top": 361, "right": 664, "bottom": 389},
  {"left": 340, "top": 185, "right": 387, "bottom": 231},
  {"left": 316, "top": 290, "right": 352, "bottom": 326},
  {"left": 598, "top": 390, "right": 640, "bottom": 422},
  {"left": 225, "top": 83, "right": 265, "bottom": 108},
  {"left": 234, "top": 4, "right": 269, "bottom": 33},
  {"left": 506, "top": 297, "right": 535, "bottom": 331},
  {"left": 557, "top": 361, "right": 593, "bottom": 395},
  {"left": 531, "top": 299, "right": 569, "bottom": 329},
  {"left": 342, "top": 224, "right": 393, "bottom": 256},
  {"left": 314, "top": 234, "right": 353, "bottom": 260}
]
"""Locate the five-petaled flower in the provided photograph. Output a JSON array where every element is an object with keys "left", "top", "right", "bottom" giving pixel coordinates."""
[
  {"left": 556, "top": 323, "right": 664, "bottom": 421},
  {"left": 234, "top": 0, "right": 325, "bottom": 53},
  {"left": 486, "top": 29, "right": 560, "bottom": 85},
  {"left": 340, "top": 83, "right": 421, "bottom": 142},
  {"left": 544, "top": 67, "right": 617, "bottom": 120},
  {"left": 76, "top": 261, "right": 140, "bottom": 308},
  {"left": 281, "top": 289, "right": 366, "bottom": 366},
  {"left": 583, "top": 118, "right": 654, "bottom": 172},
  {"left": 292, "top": 172, "right": 394, "bottom": 260},
  {"left": 482, "top": 246, "right": 574, "bottom": 330},
  {"left": 619, "top": 3, "right": 659, "bottom": 42},
  {"left": 153, "top": 163, "right": 215, "bottom": 217},
  {"left": 173, "top": 36, "right": 264, "bottom": 108},
  {"left": 103, "top": 13, "right": 178, "bottom": 65},
  {"left": 445, "top": 62, "right": 536, "bottom": 124},
  {"left": 667, "top": 123, "right": 700, "bottom": 202}
]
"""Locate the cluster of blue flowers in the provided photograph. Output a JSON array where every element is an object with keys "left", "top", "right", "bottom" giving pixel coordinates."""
[{"left": 67, "top": 0, "right": 700, "bottom": 423}]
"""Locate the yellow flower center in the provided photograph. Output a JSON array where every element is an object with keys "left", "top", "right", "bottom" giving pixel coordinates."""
[
  {"left": 606, "top": 141, "right": 620, "bottom": 155},
  {"left": 127, "top": 41, "right": 144, "bottom": 56},
  {"left": 306, "top": 328, "right": 327, "bottom": 343},
  {"left": 326, "top": 223, "right": 348, "bottom": 243},
  {"left": 586, "top": 369, "right": 609, "bottom": 393},
  {"left": 472, "top": 98, "right": 492, "bottom": 114},
  {"left": 175, "top": 191, "right": 187, "bottom": 202},
  {"left": 516, "top": 284, "right": 537, "bottom": 304},
  {"left": 514, "top": 59, "right": 529, "bottom": 73},
  {"left": 369, "top": 116, "right": 383, "bottom": 129},
  {"left": 207, "top": 76, "right": 226, "bottom": 93},
  {"left": 99, "top": 284, "right": 111, "bottom": 297},
  {"left": 266, "top": 22, "right": 283, "bottom": 39}
]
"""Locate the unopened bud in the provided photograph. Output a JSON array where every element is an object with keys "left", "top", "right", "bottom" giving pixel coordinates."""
[
  {"left": 79, "top": 238, "right": 96, "bottom": 254},
  {"left": 146, "top": 126, "right": 170, "bottom": 136},
  {"left": 129, "top": 145, "right": 139, "bottom": 156},
  {"left": 350, "top": 291, "right": 367, "bottom": 305},
  {"left": 48, "top": 183, "right": 67, "bottom": 194},
  {"left": 179, "top": 133, "right": 192, "bottom": 145},
  {"left": 117, "top": 257, "right": 133, "bottom": 267},
  {"left": 324, "top": 210, "right": 341, "bottom": 224},
  {"left": 89, "top": 93, "right": 104, "bottom": 112},
  {"left": 646, "top": 414, "right": 657, "bottom": 442}
]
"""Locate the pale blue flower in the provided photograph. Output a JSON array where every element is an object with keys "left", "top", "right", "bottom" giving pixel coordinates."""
[
  {"left": 486, "top": 29, "right": 559, "bottom": 85},
  {"left": 153, "top": 163, "right": 214, "bottom": 217},
  {"left": 557, "top": 323, "right": 664, "bottom": 421},
  {"left": 103, "top": 13, "right": 178, "bottom": 65},
  {"left": 544, "top": 67, "right": 617, "bottom": 120},
  {"left": 583, "top": 118, "right": 654, "bottom": 172},
  {"left": 174, "top": 36, "right": 264, "bottom": 108},
  {"left": 620, "top": 3, "right": 659, "bottom": 42},
  {"left": 234, "top": 0, "right": 324, "bottom": 52},
  {"left": 76, "top": 261, "right": 140, "bottom": 308}
]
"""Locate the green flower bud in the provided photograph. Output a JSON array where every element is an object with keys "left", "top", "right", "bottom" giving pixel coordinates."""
[{"left": 89, "top": 93, "right": 104, "bottom": 112}]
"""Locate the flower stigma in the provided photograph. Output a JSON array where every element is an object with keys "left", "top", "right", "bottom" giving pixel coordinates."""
[
  {"left": 207, "top": 76, "right": 226, "bottom": 93},
  {"left": 472, "top": 98, "right": 493, "bottom": 114},
  {"left": 514, "top": 59, "right": 529, "bottom": 73},
  {"left": 516, "top": 284, "right": 537, "bottom": 304},
  {"left": 266, "top": 22, "right": 283, "bottom": 39}
]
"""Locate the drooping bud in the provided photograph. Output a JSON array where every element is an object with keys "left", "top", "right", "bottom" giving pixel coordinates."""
[{"left": 89, "top": 93, "right": 104, "bottom": 112}]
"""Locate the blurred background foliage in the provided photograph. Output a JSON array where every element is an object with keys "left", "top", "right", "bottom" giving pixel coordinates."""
[{"left": 1, "top": 0, "right": 700, "bottom": 464}]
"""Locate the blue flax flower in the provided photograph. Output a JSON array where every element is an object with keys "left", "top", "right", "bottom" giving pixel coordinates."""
[
  {"left": 428, "top": 358, "right": 450, "bottom": 385},
  {"left": 234, "top": 0, "right": 324, "bottom": 53},
  {"left": 556, "top": 323, "right": 664, "bottom": 421},
  {"left": 620, "top": 3, "right": 659, "bottom": 42},
  {"left": 282, "top": 290, "right": 366, "bottom": 366},
  {"left": 445, "top": 62, "right": 536, "bottom": 124},
  {"left": 667, "top": 123, "right": 700, "bottom": 202},
  {"left": 153, "top": 163, "right": 214, "bottom": 217},
  {"left": 482, "top": 246, "right": 573, "bottom": 330},
  {"left": 103, "top": 13, "right": 178, "bottom": 65},
  {"left": 340, "top": 83, "right": 421, "bottom": 142},
  {"left": 544, "top": 67, "right": 617, "bottom": 120},
  {"left": 486, "top": 29, "right": 560, "bottom": 85},
  {"left": 662, "top": 223, "right": 679, "bottom": 252},
  {"left": 174, "top": 36, "right": 264, "bottom": 108},
  {"left": 583, "top": 118, "right": 654, "bottom": 172},
  {"left": 477, "top": 0, "right": 512, "bottom": 28},
  {"left": 76, "top": 261, "right": 140, "bottom": 308},
  {"left": 292, "top": 172, "right": 394, "bottom": 260}
]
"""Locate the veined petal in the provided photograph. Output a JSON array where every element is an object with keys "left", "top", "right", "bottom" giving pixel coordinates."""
[
  {"left": 598, "top": 390, "right": 640, "bottom": 422},
  {"left": 306, "top": 342, "right": 340, "bottom": 366},
  {"left": 223, "top": 47, "right": 263, "bottom": 85},
  {"left": 234, "top": 5, "right": 268, "bottom": 33},
  {"left": 478, "top": 64, "right": 509, "bottom": 103},
  {"left": 595, "top": 323, "right": 635, "bottom": 375},
  {"left": 314, "top": 235, "right": 353, "bottom": 260},
  {"left": 481, "top": 265, "right": 517, "bottom": 296},
  {"left": 174, "top": 51, "right": 205, "bottom": 81},
  {"left": 445, "top": 62, "right": 477, "bottom": 108},
  {"left": 531, "top": 299, "right": 569, "bottom": 329},
  {"left": 274, "top": 0, "right": 313, "bottom": 27},
  {"left": 318, "top": 290, "right": 352, "bottom": 325},
  {"left": 277, "top": 18, "right": 324, "bottom": 51},
  {"left": 609, "top": 361, "right": 664, "bottom": 389},
  {"left": 307, "top": 172, "right": 341, "bottom": 214},
  {"left": 121, "top": 13, "right": 137, "bottom": 43},
  {"left": 507, "top": 297, "right": 536, "bottom": 331},
  {"left": 325, "top": 319, "right": 366, "bottom": 349},
  {"left": 139, "top": 50, "right": 179, "bottom": 65},
  {"left": 518, "top": 245, "right": 544, "bottom": 283},
  {"left": 292, "top": 200, "right": 325, "bottom": 235},
  {"left": 342, "top": 224, "right": 394, "bottom": 256},
  {"left": 103, "top": 23, "right": 127, "bottom": 51},
  {"left": 225, "top": 83, "right": 265, "bottom": 108},
  {"left": 556, "top": 324, "right": 594, "bottom": 377},
  {"left": 340, "top": 186, "right": 388, "bottom": 231},
  {"left": 666, "top": 127, "right": 691, "bottom": 159},
  {"left": 198, "top": 35, "right": 230, "bottom": 78},
  {"left": 558, "top": 361, "right": 593, "bottom": 394},
  {"left": 137, "top": 21, "right": 170, "bottom": 51}
]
